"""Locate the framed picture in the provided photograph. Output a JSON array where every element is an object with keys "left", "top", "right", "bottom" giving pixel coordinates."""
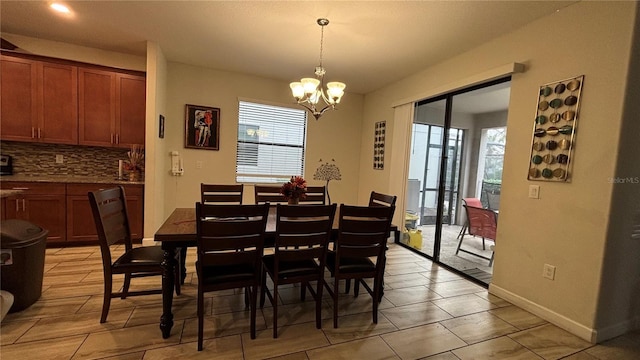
[
  {"left": 158, "top": 114, "right": 165, "bottom": 138},
  {"left": 185, "top": 104, "right": 220, "bottom": 150}
]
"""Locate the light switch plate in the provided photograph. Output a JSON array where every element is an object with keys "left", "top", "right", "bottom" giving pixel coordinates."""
[
  {"left": 528, "top": 185, "right": 540, "bottom": 199},
  {"left": 55, "top": 154, "right": 64, "bottom": 164}
]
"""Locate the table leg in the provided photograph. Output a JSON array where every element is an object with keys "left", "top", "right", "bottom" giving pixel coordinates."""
[{"left": 160, "top": 247, "right": 176, "bottom": 339}]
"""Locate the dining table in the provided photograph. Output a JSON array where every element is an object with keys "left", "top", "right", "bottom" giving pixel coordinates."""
[{"left": 153, "top": 206, "right": 399, "bottom": 338}]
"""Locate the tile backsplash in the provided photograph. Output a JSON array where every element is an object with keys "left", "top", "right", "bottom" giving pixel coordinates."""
[{"left": 0, "top": 141, "right": 144, "bottom": 178}]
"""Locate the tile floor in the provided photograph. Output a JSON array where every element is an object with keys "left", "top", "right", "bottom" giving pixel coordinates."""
[{"left": 2, "top": 243, "right": 640, "bottom": 359}]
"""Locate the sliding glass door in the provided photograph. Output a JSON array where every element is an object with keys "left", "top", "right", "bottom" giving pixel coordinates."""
[{"left": 402, "top": 78, "right": 511, "bottom": 285}]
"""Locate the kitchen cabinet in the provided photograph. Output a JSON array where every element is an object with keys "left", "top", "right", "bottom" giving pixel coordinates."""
[
  {"left": 66, "top": 183, "right": 144, "bottom": 243},
  {"left": 0, "top": 55, "right": 78, "bottom": 144},
  {"left": 1, "top": 182, "right": 67, "bottom": 245},
  {"left": 78, "top": 68, "right": 145, "bottom": 148}
]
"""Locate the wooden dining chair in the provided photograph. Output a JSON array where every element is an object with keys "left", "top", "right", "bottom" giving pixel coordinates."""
[
  {"left": 254, "top": 185, "right": 287, "bottom": 205},
  {"left": 88, "top": 186, "right": 180, "bottom": 324},
  {"left": 201, "top": 183, "right": 244, "bottom": 204},
  {"left": 195, "top": 203, "right": 269, "bottom": 350},
  {"left": 178, "top": 184, "right": 245, "bottom": 285},
  {"left": 260, "top": 203, "right": 336, "bottom": 338},
  {"left": 368, "top": 191, "right": 397, "bottom": 208},
  {"left": 342, "top": 190, "right": 397, "bottom": 296},
  {"left": 324, "top": 204, "right": 395, "bottom": 328},
  {"left": 455, "top": 204, "right": 497, "bottom": 266}
]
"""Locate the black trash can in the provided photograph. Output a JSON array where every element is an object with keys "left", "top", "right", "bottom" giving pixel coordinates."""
[{"left": 0, "top": 219, "right": 48, "bottom": 312}]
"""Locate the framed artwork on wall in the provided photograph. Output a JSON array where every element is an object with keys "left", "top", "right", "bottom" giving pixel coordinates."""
[
  {"left": 527, "top": 75, "right": 584, "bottom": 182},
  {"left": 185, "top": 104, "right": 220, "bottom": 150},
  {"left": 373, "top": 121, "right": 386, "bottom": 170}
]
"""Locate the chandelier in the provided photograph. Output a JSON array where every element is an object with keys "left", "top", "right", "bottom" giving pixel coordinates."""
[{"left": 290, "top": 18, "right": 346, "bottom": 120}]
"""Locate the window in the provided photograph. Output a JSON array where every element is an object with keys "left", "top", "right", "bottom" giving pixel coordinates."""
[{"left": 236, "top": 100, "right": 307, "bottom": 183}]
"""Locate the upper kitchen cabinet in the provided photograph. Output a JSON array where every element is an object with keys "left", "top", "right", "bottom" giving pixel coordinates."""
[
  {"left": 1, "top": 55, "right": 78, "bottom": 144},
  {"left": 78, "top": 68, "right": 145, "bottom": 148}
]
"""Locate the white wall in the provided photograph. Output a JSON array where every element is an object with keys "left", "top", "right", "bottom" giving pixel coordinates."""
[{"left": 360, "top": 1, "right": 638, "bottom": 342}]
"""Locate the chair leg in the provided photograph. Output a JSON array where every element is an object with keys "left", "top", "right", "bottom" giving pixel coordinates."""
[
  {"left": 260, "top": 268, "right": 267, "bottom": 308},
  {"left": 482, "top": 237, "right": 486, "bottom": 250},
  {"left": 272, "top": 285, "right": 279, "bottom": 338},
  {"left": 333, "top": 277, "right": 339, "bottom": 328},
  {"left": 197, "top": 282, "right": 204, "bottom": 351},
  {"left": 457, "top": 222, "right": 468, "bottom": 239},
  {"left": 489, "top": 251, "right": 495, "bottom": 267},
  {"left": 300, "top": 281, "right": 306, "bottom": 301},
  {"left": 100, "top": 276, "right": 112, "bottom": 323},
  {"left": 455, "top": 233, "right": 465, "bottom": 255},
  {"left": 354, "top": 279, "right": 360, "bottom": 297},
  {"left": 372, "top": 274, "right": 382, "bottom": 324},
  {"left": 121, "top": 273, "right": 131, "bottom": 299},
  {"left": 250, "top": 284, "right": 257, "bottom": 339},
  {"left": 244, "top": 287, "right": 250, "bottom": 309},
  {"left": 345, "top": 279, "right": 351, "bottom": 294},
  {"left": 315, "top": 279, "right": 323, "bottom": 329}
]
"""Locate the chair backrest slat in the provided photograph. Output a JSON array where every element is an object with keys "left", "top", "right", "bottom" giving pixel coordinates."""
[
  {"left": 299, "top": 186, "right": 326, "bottom": 204},
  {"left": 201, "top": 184, "right": 243, "bottom": 204},
  {"left": 254, "top": 185, "right": 287, "bottom": 205}
]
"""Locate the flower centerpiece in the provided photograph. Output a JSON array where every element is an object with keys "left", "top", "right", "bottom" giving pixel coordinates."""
[
  {"left": 123, "top": 145, "right": 144, "bottom": 181},
  {"left": 280, "top": 176, "right": 307, "bottom": 204}
]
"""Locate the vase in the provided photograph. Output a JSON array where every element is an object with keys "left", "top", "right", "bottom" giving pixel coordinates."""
[
  {"left": 288, "top": 198, "right": 299, "bottom": 205},
  {"left": 128, "top": 171, "right": 140, "bottom": 182}
]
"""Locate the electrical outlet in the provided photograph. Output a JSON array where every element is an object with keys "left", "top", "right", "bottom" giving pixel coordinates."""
[
  {"left": 543, "top": 264, "right": 556, "bottom": 280},
  {"left": 55, "top": 154, "right": 64, "bottom": 164},
  {"left": 528, "top": 185, "right": 540, "bottom": 199},
  {"left": 196, "top": 160, "right": 202, "bottom": 169}
]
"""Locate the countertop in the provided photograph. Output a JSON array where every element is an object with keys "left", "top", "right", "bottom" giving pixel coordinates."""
[
  {"left": 0, "top": 174, "right": 145, "bottom": 185},
  {"left": 0, "top": 189, "right": 24, "bottom": 198}
]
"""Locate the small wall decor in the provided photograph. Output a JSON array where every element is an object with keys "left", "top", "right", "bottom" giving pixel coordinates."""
[
  {"left": 373, "top": 121, "right": 386, "bottom": 170},
  {"left": 185, "top": 104, "right": 220, "bottom": 150},
  {"left": 313, "top": 158, "right": 342, "bottom": 204},
  {"left": 158, "top": 114, "right": 165, "bottom": 139},
  {"left": 528, "top": 75, "right": 584, "bottom": 182}
]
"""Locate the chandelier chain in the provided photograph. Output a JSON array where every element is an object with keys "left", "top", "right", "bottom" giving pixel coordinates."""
[{"left": 319, "top": 23, "right": 324, "bottom": 68}]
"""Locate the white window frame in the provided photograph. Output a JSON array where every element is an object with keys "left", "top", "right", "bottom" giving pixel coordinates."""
[{"left": 236, "top": 99, "right": 308, "bottom": 183}]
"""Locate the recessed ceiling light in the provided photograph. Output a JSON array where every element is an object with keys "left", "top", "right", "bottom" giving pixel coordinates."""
[{"left": 50, "top": 3, "right": 71, "bottom": 13}]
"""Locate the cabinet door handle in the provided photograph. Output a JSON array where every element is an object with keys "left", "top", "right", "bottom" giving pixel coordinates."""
[
  {"left": 38, "top": 128, "right": 42, "bottom": 138},
  {"left": 32, "top": 127, "right": 35, "bottom": 138},
  {"left": 22, "top": 199, "right": 26, "bottom": 212},
  {"left": 111, "top": 134, "right": 114, "bottom": 144},
  {"left": 15, "top": 199, "right": 19, "bottom": 212},
  {"left": 12, "top": 187, "right": 29, "bottom": 190},
  {"left": 116, "top": 134, "right": 120, "bottom": 144}
]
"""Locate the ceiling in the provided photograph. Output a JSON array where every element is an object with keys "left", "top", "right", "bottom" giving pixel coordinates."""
[{"left": 1, "top": 1, "right": 577, "bottom": 96}]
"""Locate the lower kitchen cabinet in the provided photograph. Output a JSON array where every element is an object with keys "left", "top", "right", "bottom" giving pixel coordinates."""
[
  {"left": 1, "top": 181, "right": 143, "bottom": 246},
  {"left": 1, "top": 182, "right": 67, "bottom": 245},
  {"left": 66, "top": 183, "right": 144, "bottom": 244}
]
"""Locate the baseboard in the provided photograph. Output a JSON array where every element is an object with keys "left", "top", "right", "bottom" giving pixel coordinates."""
[
  {"left": 142, "top": 237, "right": 157, "bottom": 247},
  {"left": 489, "top": 283, "right": 597, "bottom": 343}
]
